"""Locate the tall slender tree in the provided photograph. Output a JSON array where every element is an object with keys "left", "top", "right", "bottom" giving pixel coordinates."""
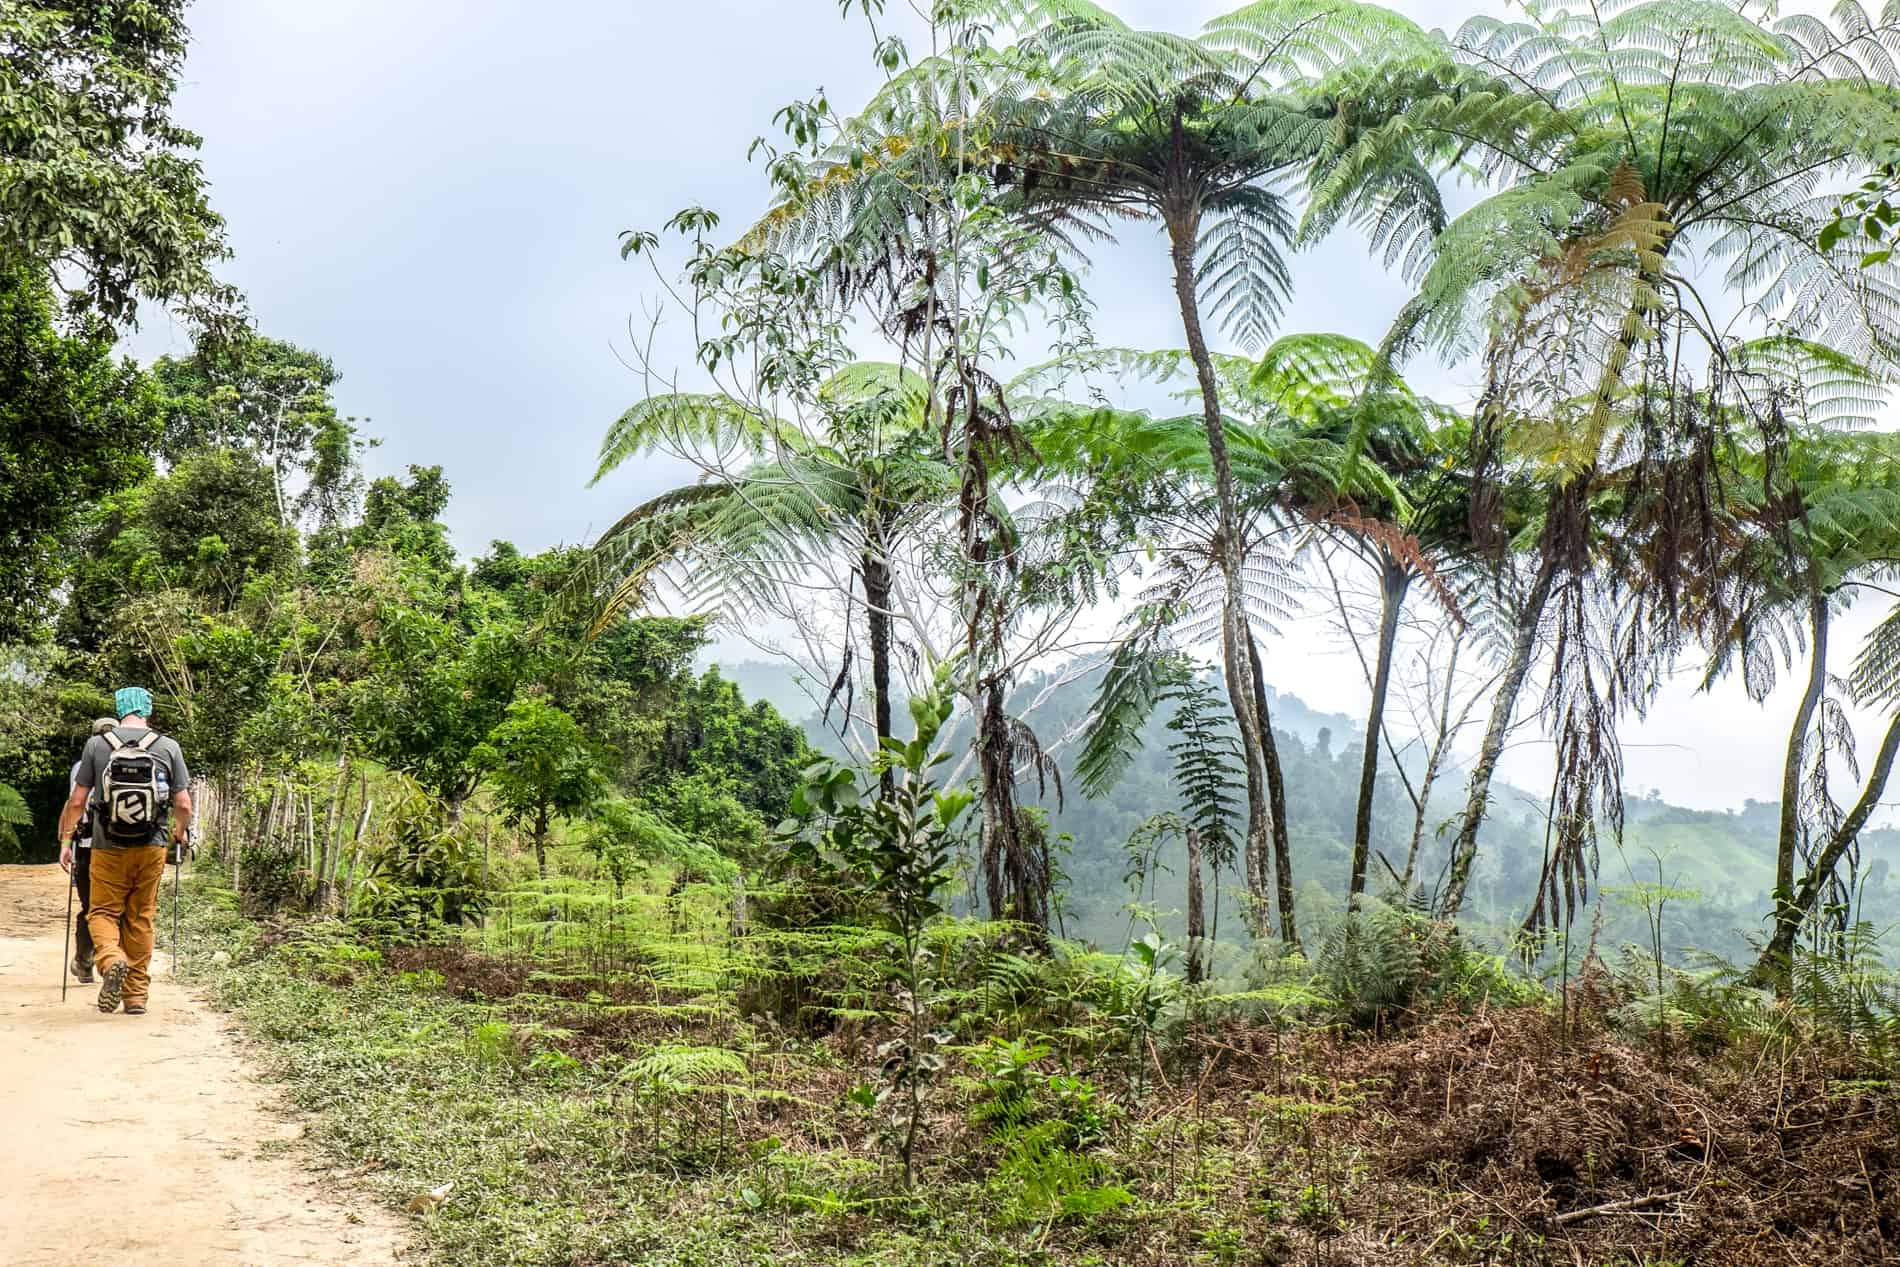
[
  {"left": 1324, "top": 1, "right": 1900, "bottom": 915},
  {"left": 1702, "top": 353, "right": 1900, "bottom": 985},
  {"left": 720, "top": 5, "right": 1118, "bottom": 932},
  {"left": 1034, "top": 335, "right": 1404, "bottom": 942},
  {"left": 971, "top": 0, "right": 1442, "bottom": 933},
  {"left": 588, "top": 364, "right": 952, "bottom": 771},
  {"left": 1245, "top": 334, "right": 1470, "bottom": 901}
]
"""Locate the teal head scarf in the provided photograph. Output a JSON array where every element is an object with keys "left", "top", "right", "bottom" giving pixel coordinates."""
[{"left": 114, "top": 686, "right": 153, "bottom": 720}]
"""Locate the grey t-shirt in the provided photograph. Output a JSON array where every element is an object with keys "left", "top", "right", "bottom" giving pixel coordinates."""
[
  {"left": 73, "top": 725, "right": 190, "bottom": 848},
  {"left": 68, "top": 762, "right": 93, "bottom": 848}
]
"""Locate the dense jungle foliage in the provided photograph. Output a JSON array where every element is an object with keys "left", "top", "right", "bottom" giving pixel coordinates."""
[{"left": 7, "top": 0, "right": 1900, "bottom": 1262}]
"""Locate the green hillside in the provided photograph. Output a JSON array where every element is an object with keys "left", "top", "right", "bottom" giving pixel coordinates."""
[{"left": 729, "top": 655, "right": 1898, "bottom": 963}]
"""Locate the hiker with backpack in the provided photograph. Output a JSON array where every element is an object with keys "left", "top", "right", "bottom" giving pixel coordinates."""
[
  {"left": 60, "top": 717, "right": 125, "bottom": 984},
  {"left": 55, "top": 687, "right": 193, "bottom": 1015}
]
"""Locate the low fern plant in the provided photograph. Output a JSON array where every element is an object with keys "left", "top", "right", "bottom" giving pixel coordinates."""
[
  {"left": 1316, "top": 894, "right": 1540, "bottom": 1028},
  {"left": 961, "top": 1036, "right": 1128, "bottom": 1228},
  {"left": 1316, "top": 896, "right": 1431, "bottom": 1029},
  {"left": 622, "top": 1042, "right": 756, "bottom": 1165}
]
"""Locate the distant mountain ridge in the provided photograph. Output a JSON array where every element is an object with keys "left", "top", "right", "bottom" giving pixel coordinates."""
[
  {"left": 710, "top": 656, "right": 1365, "bottom": 745},
  {"left": 704, "top": 654, "right": 1900, "bottom": 956}
]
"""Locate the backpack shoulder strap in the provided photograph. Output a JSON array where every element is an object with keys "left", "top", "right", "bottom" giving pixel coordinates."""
[
  {"left": 133, "top": 731, "right": 160, "bottom": 752},
  {"left": 102, "top": 733, "right": 126, "bottom": 753}
]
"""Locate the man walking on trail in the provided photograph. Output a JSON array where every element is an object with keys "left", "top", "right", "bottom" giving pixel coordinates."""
[
  {"left": 56, "top": 688, "right": 192, "bottom": 1015},
  {"left": 61, "top": 717, "right": 123, "bottom": 984}
]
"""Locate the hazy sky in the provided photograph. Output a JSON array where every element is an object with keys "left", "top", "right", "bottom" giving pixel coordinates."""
[{"left": 134, "top": 0, "right": 1897, "bottom": 817}]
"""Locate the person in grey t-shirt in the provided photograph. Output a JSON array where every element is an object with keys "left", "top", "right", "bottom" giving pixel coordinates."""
[{"left": 56, "top": 687, "right": 194, "bottom": 1015}]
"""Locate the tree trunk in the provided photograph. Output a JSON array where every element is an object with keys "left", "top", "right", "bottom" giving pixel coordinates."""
[
  {"left": 329, "top": 771, "right": 363, "bottom": 897},
  {"left": 862, "top": 547, "right": 896, "bottom": 797},
  {"left": 1775, "top": 589, "right": 1829, "bottom": 915},
  {"left": 480, "top": 819, "right": 493, "bottom": 928},
  {"left": 304, "top": 793, "right": 318, "bottom": 887},
  {"left": 533, "top": 804, "right": 550, "bottom": 881},
  {"left": 315, "top": 757, "right": 346, "bottom": 908},
  {"left": 257, "top": 786, "right": 277, "bottom": 851},
  {"left": 978, "top": 679, "right": 1048, "bottom": 936},
  {"left": 1165, "top": 195, "right": 1274, "bottom": 944},
  {"left": 340, "top": 794, "right": 373, "bottom": 920},
  {"left": 1441, "top": 556, "right": 1558, "bottom": 918},
  {"left": 243, "top": 786, "right": 276, "bottom": 894},
  {"left": 1248, "top": 625, "right": 1298, "bottom": 950},
  {"left": 215, "top": 776, "right": 232, "bottom": 859},
  {"left": 1755, "top": 709, "right": 1900, "bottom": 987},
  {"left": 1350, "top": 560, "right": 1410, "bottom": 901},
  {"left": 1763, "top": 586, "right": 1831, "bottom": 990},
  {"left": 1184, "top": 825, "right": 1207, "bottom": 985},
  {"left": 280, "top": 780, "right": 295, "bottom": 855}
]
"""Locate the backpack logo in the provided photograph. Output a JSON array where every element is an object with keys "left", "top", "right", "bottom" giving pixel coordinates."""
[{"left": 99, "top": 731, "right": 167, "bottom": 846}]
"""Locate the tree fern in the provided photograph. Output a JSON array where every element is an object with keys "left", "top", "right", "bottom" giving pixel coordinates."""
[
  {"left": 1323, "top": 0, "right": 1900, "bottom": 378},
  {"left": 1165, "top": 674, "right": 1244, "bottom": 876},
  {"left": 1075, "top": 630, "right": 1187, "bottom": 798},
  {"left": 582, "top": 362, "right": 961, "bottom": 752}
]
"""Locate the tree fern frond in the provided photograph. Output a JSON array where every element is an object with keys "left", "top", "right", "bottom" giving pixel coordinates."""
[
  {"left": 1076, "top": 619, "right": 1188, "bottom": 798},
  {"left": 1195, "top": 188, "right": 1294, "bottom": 350},
  {"left": 628, "top": 1044, "right": 750, "bottom": 1092},
  {"left": 1852, "top": 600, "right": 1900, "bottom": 707},
  {"left": 1165, "top": 673, "right": 1244, "bottom": 871},
  {"left": 594, "top": 394, "right": 793, "bottom": 485}
]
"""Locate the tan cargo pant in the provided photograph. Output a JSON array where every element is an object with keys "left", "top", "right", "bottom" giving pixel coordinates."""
[{"left": 87, "top": 845, "right": 168, "bottom": 1007}]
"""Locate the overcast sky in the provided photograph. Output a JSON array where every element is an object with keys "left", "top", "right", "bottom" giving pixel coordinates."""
[{"left": 133, "top": 0, "right": 1898, "bottom": 818}]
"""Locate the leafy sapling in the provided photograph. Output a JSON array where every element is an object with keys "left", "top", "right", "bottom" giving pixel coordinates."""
[{"left": 777, "top": 669, "right": 973, "bottom": 1188}]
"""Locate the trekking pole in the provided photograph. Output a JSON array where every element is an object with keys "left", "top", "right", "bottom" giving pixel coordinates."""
[
  {"left": 170, "top": 852, "right": 182, "bottom": 978},
  {"left": 61, "top": 851, "right": 75, "bottom": 1002}
]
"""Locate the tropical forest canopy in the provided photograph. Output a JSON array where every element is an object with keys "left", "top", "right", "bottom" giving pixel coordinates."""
[{"left": 7, "top": 0, "right": 1900, "bottom": 1262}]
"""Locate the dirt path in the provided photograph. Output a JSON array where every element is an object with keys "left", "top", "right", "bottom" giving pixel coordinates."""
[{"left": 0, "top": 864, "right": 406, "bottom": 1267}]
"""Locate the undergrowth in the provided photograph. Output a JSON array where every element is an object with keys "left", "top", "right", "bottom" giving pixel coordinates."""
[{"left": 170, "top": 863, "right": 1900, "bottom": 1267}]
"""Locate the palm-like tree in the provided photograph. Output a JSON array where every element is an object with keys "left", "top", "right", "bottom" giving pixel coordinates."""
[
  {"left": 1027, "top": 334, "right": 1408, "bottom": 942},
  {"left": 730, "top": 1, "right": 1436, "bottom": 927},
  {"left": 589, "top": 358, "right": 1101, "bottom": 934},
  {"left": 587, "top": 363, "right": 954, "bottom": 772},
  {"left": 1047, "top": 420, "right": 1311, "bottom": 945},
  {"left": 974, "top": 0, "right": 1441, "bottom": 923},
  {"left": 729, "top": 21, "right": 1119, "bottom": 933},
  {"left": 1245, "top": 334, "right": 1472, "bottom": 901},
  {"left": 1324, "top": 0, "right": 1900, "bottom": 915},
  {"left": 1700, "top": 351, "right": 1900, "bottom": 984},
  {"left": 1756, "top": 486, "right": 1900, "bottom": 980},
  {"left": 1322, "top": 1, "right": 1900, "bottom": 371}
]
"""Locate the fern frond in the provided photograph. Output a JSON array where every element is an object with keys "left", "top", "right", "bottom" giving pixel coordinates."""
[
  {"left": 1076, "top": 624, "right": 1189, "bottom": 799},
  {"left": 594, "top": 394, "right": 794, "bottom": 485}
]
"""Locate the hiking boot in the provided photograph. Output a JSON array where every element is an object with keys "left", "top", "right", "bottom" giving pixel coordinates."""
[
  {"left": 96, "top": 960, "right": 129, "bottom": 1013},
  {"left": 123, "top": 1002, "right": 147, "bottom": 1016},
  {"left": 71, "top": 957, "right": 94, "bottom": 984}
]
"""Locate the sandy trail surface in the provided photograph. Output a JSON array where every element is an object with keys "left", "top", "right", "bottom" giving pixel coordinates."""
[{"left": 0, "top": 864, "right": 405, "bottom": 1267}]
